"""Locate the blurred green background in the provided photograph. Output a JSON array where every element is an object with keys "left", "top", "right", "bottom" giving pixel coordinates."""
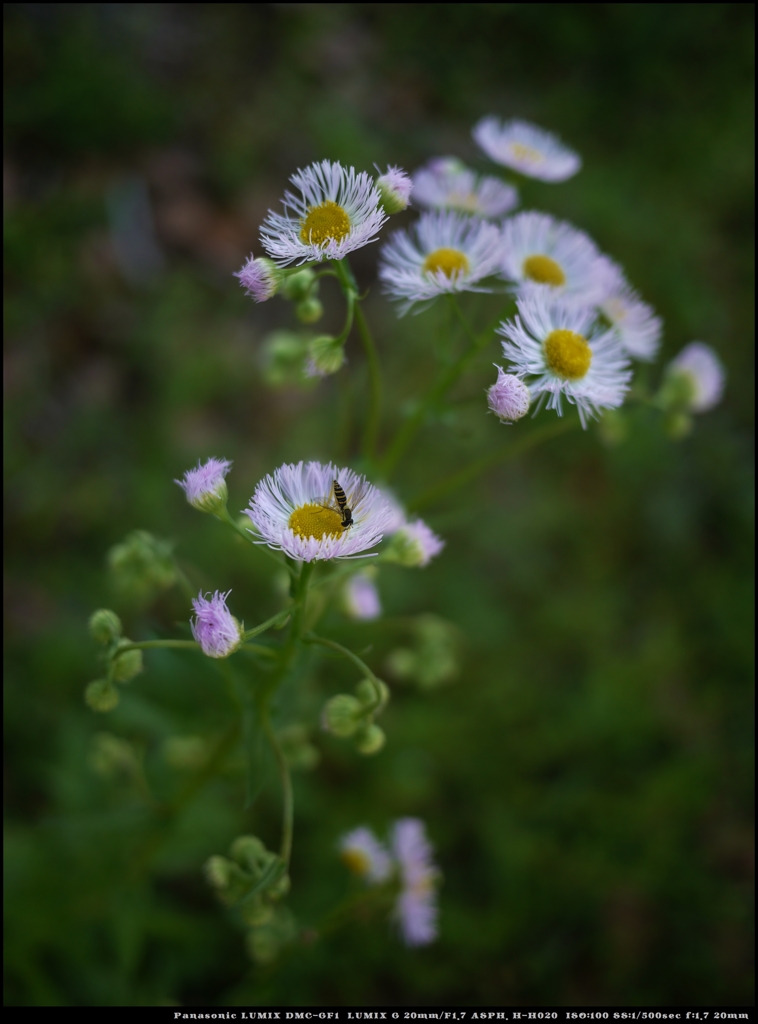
[{"left": 4, "top": 2, "right": 754, "bottom": 1008}]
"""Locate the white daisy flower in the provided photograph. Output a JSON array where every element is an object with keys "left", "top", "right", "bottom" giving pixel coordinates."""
[
  {"left": 412, "top": 158, "right": 518, "bottom": 219},
  {"left": 598, "top": 260, "right": 663, "bottom": 361},
  {"left": 339, "top": 827, "right": 392, "bottom": 883},
  {"left": 667, "top": 342, "right": 725, "bottom": 412},
  {"left": 498, "top": 292, "right": 632, "bottom": 427},
  {"left": 501, "top": 211, "right": 609, "bottom": 304},
  {"left": 244, "top": 461, "right": 394, "bottom": 562},
  {"left": 379, "top": 210, "right": 502, "bottom": 314},
  {"left": 473, "top": 117, "right": 581, "bottom": 182},
  {"left": 391, "top": 818, "right": 439, "bottom": 947},
  {"left": 260, "top": 160, "right": 388, "bottom": 266}
]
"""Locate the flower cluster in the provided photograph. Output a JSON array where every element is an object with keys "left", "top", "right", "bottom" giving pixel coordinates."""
[
  {"left": 86, "top": 113, "right": 727, "bottom": 972},
  {"left": 339, "top": 818, "right": 440, "bottom": 947}
]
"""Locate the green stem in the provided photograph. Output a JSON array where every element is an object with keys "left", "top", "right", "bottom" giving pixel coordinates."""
[
  {"left": 252, "top": 561, "right": 314, "bottom": 869},
  {"left": 116, "top": 639, "right": 200, "bottom": 653},
  {"left": 334, "top": 258, "right": 382, "bottom": 461},
  {"left": 286, "top": 561, "right": 315, "bottom": 655},
  {"left": 242, "top": 609, "right": 291, "bottom": 641},
  {"left": 380, "top": 296, "right": 493, "bottom": 479},
  {"left": 407, "top": 417, "right": 578, "bottom": 513},
  {"left": 302, "top": 632, "right": 379, "bottom": 684},
  {"left": 262, "top": 714, "right": 294, "bottom": 867},
  {"left": 240, "top": 643, "right": 279, "bottom": 660},
  {"left": 333, "top": 259, "right": 357, "bottom": 343},
  {"left": 354, "top": 303, "right": 382, "bottom": 461}
]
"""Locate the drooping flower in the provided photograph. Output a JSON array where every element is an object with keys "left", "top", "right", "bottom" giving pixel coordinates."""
[
  {"left": 500, "top": 211, "right": 609, "bottom": 305},
  {"left": 391, "top": 818, "right": 439, "bottom": 947},
  {"left": 487, "top": 366, "right": 531, "bottom": 423},
  {"left": 498, "top": 292, "right": 631, "bottom": 427},
  {"left": 473, "top": 117, "right": 581, "bottom": 182},
  {"left": 339, "top": 827, "right": 393, "bottom": 883},
  {"left": 412, "top": 158, "right": 518, "bottom": 219},
  {"left": 245, "top": 461, "right": 394, "bottom": 562},
  {"left": 667, "top": 342, "right": 725, "bottom": 412},
  {"left": 176, "top": 457, "right": 232, "bottom": 514},
  {"left": 376, "top": 166, "right": 413, "bottom": 214},
  {"left": 234, "top": 255, "right": 283, "bottom": 302},
  {"left": 191, "top": 591, "right": 244, "bottom": 659},
  {"left": 597, "top": 260, "right": 663, "bottom": 361},
  {"left": 343, "top": 571, "right": 382, "bottom": 621},
  {"left": 260, "top": 160, "right": 388, "bottom": 266},
  {"left": 379, "top": 210, "right": 502, "bottom": 313}
]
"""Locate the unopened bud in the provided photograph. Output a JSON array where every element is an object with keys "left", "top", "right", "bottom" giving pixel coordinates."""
[
  {"left": 355, "top": 678, "right": 390, "bottom": 713},
  {"left": 385, "top": 647, "right": 417, "bottom": 680},
  {"left": 260, "top": 330, "right": 310, "bottom": 388},
  {"left": 281, "top": 268, "right": 317, "bottom": 302},
  {"left": 205, "top": 855, "right": 233, "bottom": 890},
  {"left": 235, "top": 256, "right": 284, "bottom": 302},
  {"left": 487, "top": 367, "right": 530, "bottom": 423},
  {"left": 354, "top": 723, "right": 386, "bottom": 756},
  {"left": 230, "top": 835, "right": 270, "bottom": 874},
  {"left": 322, "top": 694, "right": 364, "bottom": 737},
  {"left": 84, "top": 679, "right": 120, "bottom": 712},
  {"left": 663, "top": 342, "right": 725, "bottom": 413},
  {"left": 112, "top": 641, "right": 143, "bottom": 682},
  {"left": 383, "top": 519, "right": 445, "bottom": 568},
  {"left": 89, "top": 732, "right": 137, "bottom": 778},
  {"left": 278, "top": 725, "right": 320, "bottom": 771},
  {"left": 295, "top": 296, "right": 324, "bottom": 324},
  {"left": 89, "top": 609, "right": 122, "bottom": 645},
  {"left": 108, "top": 530, "right": 176, "bottom": 600},
  {"left": 306, "top": 335, "right": 346, "bottom": 377},
  {"left": 376, "top": 166, "right": 413, "bottom": 214},
  {"left": 176, "top": 457, "right": 231, "bottom": 515}
]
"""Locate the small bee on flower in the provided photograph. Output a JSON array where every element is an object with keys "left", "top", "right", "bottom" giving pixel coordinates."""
[{"left": 245, "top": 461, "right": 395, "bottom": 562}]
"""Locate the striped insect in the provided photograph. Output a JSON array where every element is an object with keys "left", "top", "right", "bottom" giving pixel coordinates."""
[{"left": 331, "top": 479, "right": 355, "bottom": 530}]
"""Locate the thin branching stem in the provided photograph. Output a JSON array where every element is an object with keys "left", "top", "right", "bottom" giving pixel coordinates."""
[{"left": 303, "top": 632, "right": 379, "bottom": 684}]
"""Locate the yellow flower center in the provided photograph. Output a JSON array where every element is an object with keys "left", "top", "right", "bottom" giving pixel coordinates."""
[
  {"left": 423, "top": 247, "right": 470, "bottom": 279},
  {"left": 510, "top": 142, "right": 543, "bottom": 165},
  {"left": 523, "top": 254, "right": 566, "bottom": 287},
  {"left": 544, "top": 329, "right": 592, "bottom": 381},
  {"left": 341, "top": 849, "right": 371, "bottom": 876},
  {"left": 299, "top": 200, "right": 351, "bottom": 247},
  {"left": 289, "top": 502, "right": 344, "bottom": 541}
]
